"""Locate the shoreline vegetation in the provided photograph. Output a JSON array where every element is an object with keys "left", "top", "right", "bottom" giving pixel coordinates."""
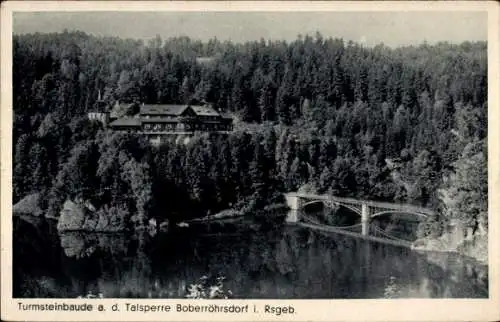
[
  {"left": 12, "top": 192, "right": 290, "bottom": 231},
  {"left": 13, "top": 191, "right": 487, "bottom": 264},
  {"left": 12, "top": 31, "right": 487, "bottom": 266}
]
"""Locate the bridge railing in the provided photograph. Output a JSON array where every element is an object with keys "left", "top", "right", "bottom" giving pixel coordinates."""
[{"left": 288, "top": 192, "right": 434, "bottom": 216}]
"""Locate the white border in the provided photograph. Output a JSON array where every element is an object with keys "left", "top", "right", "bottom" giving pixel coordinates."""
[{"left": 1, "top": 2, "right": 499, "bottom": 321}]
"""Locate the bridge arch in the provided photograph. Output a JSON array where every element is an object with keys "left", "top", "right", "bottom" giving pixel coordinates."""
[
  {"left": 301, "top": 199, "right": 361, "bottom": 216},
  {"left": 370, "top": 210, "right": 429, "bottom": 220},
  {"left": 285, "top": 192, "right": 435, "bottom": 236}
]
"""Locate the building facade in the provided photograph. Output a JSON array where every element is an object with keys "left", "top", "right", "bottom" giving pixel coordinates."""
[{"left": 107, "top": 103, "right": 233, "bottom": 144}]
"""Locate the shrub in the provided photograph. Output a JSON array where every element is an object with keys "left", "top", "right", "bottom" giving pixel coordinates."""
[{"left": 185, "top": 275, "right": 232, "bottom": 299}]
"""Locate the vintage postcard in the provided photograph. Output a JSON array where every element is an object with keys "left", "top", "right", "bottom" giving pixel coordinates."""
[{"left": 1, "top": 1, "right": 499, "bottom": 321}]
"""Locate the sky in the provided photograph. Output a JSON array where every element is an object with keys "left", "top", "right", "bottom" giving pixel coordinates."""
[{"left": 13, "top": 11, "right": 487, "bottom": 47}]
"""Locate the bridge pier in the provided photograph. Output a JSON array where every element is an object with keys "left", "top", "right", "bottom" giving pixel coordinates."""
[
  {"left": 285, "top": 209, "right": 300, "bottom": 223},
  {"left": 361, "top": 203, "right": 370, "bottom": 236},
  {"left": 285, "top": 194, "right": 302, "bottom": 223},
  {"left": 285, "top": 193, "right": 302, "bottom": 211}
]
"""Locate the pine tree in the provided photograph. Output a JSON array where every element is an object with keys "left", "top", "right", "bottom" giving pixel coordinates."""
[
  {"left": 185, "top": 144, "right": 207, "bottom": 204},
  {"left": 259, "top": 81, "right": 276, "bottom": 122},
  {"left": 215, "top": 137, "right": 233, "bottom": 207},
  {"left": 249, "top": 135, "right": 268, "bottom": 208},
  {"left": 28, "top": 142, "right": 49, "bottom": 193},
  {"left": 287, "top": 157, "right": 303, "bottom": 191},
  {"left": 180, "top": 76, "right": 192, "bottom": 103},
  {"left": 263, "top": 128, "right": 277, "bottom": 178},
  {"left": 307, "top": 134, "right": 321, "bottom": 182},
  {"left": 276, "top": 70, "right": 293, "bottom": 125},
  {"left": 13, "top": 134, "right": 31, "bottom": 200}
]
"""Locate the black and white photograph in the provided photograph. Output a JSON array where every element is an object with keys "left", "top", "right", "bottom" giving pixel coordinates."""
[{"left": 1, "top": 2, "right": 499, "bottom": 321}]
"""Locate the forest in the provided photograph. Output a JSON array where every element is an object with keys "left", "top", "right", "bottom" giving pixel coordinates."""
[{"left": 12, "top": 31, "right": 487, "bottom": 235}]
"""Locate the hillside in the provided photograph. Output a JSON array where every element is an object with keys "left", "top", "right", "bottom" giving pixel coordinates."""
[{"left": 12, "top": 32, "right": 487, "bottom": 239}]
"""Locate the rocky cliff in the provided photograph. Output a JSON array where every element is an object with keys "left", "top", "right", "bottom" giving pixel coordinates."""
[{"left": 56, "top": 199, "right": 127, "bottom": 232}]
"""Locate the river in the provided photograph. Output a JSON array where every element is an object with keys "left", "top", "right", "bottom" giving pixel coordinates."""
[{"left": 13, "top": 213, "right": 488, "bottom": 299}]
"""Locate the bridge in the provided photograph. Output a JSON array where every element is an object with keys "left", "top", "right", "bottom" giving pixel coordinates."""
[{"left": 285, "top": 192, "right": 434, "bottom": 237}]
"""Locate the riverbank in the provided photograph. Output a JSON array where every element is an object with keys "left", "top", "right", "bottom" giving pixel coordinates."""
[
  {"left": 17, "top": 192, "right": 487, "bottom": 264},
  {"left": 180, "top": 209, "right": 245, "bottom": 225},
  {"left": 412, "top": 231, "right": 488, "bottom": 264},
  {"left": 181, "top": 204, "right": 289, "bottom": 226},
  {"left": 14, "top": 192, "right": 289, "bottom": 233}
]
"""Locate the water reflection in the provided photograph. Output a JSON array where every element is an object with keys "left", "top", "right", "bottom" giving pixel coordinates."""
[
  {"left": 59, "top": 232, "right": 130, "bottom": 259},
  {"left": 13, "top": 216, "right": 488, "bottom": 299}
]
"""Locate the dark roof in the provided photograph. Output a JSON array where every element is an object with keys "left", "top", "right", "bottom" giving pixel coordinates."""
[
  {"left": 190, "top": 105, "right": 220, "bottom": 117},
  {"left": 141, "top": 104, "right": 188, "bottom": 116},
  {"left": 140, "top": 104, "right": 224, "bottom": 117},
  {"left": 108, "top": 104, "right": 233, "bottom": 129},
  {"left": 109, "top": 117, "right": 141, "bottom": 127}
]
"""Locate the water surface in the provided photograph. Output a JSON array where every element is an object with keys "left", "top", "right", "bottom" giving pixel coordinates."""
[{"left": 13, "top": 215, "right": 488, "bottom": 299}]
